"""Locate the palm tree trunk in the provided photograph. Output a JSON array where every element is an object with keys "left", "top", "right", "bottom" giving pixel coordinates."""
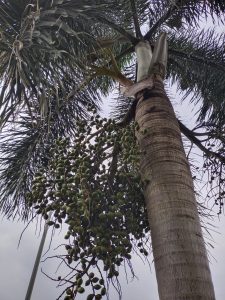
[{"left": 135, "top": 76, "right": 216, "bottom": 300}]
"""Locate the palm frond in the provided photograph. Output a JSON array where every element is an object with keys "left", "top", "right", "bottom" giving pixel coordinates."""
[
  {"left": 110, "top": 62, "right": 136, "bottom": 121},
  {"left": 0, "top": 77, "right": 102, "bottom": 219},
  {"left": 0, "top": 117, "right": 44, "bottom": 219},
  {"left": 167, "top": 28, "right": 225, "bottom": 124},
  {"left": 0, "top": 0, "right": 225, "bottom": 220},
  {"left": 0, "top": 0, "right": 116, "bottom": 128},
  {"left": 145, "top": 0, "right": 225, "bottom": 40}
]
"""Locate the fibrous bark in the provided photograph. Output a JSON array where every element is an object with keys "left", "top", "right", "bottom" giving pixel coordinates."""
[{"left": 135, "top": 76, "right": 215, "bottom": 300}]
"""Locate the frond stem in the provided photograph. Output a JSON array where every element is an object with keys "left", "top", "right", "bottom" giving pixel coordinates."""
[
  {"left": 98, "top": 16, "right": 139, "bottom": 45},
  {"left": 169, "top": 48, "right": 225, "bottom": 72},
  {"left": 129, "top": 0, "right": 143, "bottom": 39},
  {"left": 178, "top": 120, "right": 225, "bottom": 164},
  {"left": 144, "top": 1, "right": 178, "bottom": 40}
]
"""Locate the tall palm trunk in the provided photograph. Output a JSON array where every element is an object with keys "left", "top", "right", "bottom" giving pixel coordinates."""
[{"left": 135, "top": 76, "right": 215, "bottom": 299}]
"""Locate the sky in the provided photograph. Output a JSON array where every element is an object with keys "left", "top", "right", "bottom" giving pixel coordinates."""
[
  {"left": 0, "top": 11, "right": 225, "bottom": 300},
  {"left": 1, "top": 86, "right": 225, "bottom": 300}
]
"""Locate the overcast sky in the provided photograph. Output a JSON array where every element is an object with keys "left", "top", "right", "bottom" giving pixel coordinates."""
[
  {"left": 1, "top": 84, "right": 225, "bottom": 300},
  {"left": 0, "top": 14, "right": 225, "bottom": 300},
  {"left": 1, "top": 207, "right": 225, "bottom": 300}
]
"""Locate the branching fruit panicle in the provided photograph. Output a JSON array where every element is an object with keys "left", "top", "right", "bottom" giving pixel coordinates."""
[{"left": 27, "top": 111, "right": 149, "bottom": 300}]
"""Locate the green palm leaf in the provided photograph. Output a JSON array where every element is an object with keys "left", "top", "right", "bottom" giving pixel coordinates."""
[
  {"left": 167, "top": 28, "right": 225, "bottom": 124},
  {"left": 0, "top": 0, "right": 111, "bottom": 128},
  {"left": 0, "top": 0, "right": 225, "bottom": 220}
]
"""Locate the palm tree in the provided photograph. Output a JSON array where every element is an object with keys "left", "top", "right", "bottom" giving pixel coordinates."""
[{"left": 0, "top": 1, "right": 225, "bottom": 299}]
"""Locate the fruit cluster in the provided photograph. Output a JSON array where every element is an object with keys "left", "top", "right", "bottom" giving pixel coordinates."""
[{"left": 26, "top": 109, "right": 150, "bottom": 299}]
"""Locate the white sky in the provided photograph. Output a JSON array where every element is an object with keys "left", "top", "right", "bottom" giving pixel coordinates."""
[
  {"left": 0, "top": 12, "right": 225, "bottom": 300},
  {"left": 1, "top": 85, "right": 225, "bottom": 300}
]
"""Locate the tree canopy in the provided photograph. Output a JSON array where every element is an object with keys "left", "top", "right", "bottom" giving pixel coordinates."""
[{"left": 0, "top": 1, "right": 225, "bottom": 299}]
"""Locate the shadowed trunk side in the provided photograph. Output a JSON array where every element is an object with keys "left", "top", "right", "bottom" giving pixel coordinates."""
[{"left": 135, "top": 76, "right": 215, "bottom": 300}]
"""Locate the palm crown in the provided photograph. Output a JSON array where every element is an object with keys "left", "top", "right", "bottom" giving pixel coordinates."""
[
  {"left": 0, "top": 0, "right": 224, "bottom": 218},
  {"left": 0, "top": 1, "right": 225, "bottom": 300}
]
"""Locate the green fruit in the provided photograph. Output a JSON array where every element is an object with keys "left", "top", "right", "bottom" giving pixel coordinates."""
[
  {"left": 66, "top": 288, "right": 72, "bottom": 295},
  {"left": 65, "top": 245, "right": 71, "bottom": 250},
  {"left": 66, "top": 207, "right": 72, "bottom": 214},
  {"left": 87, "top": 294, "right": 95, "bottom": 300},
  {"left": 77, "top": 287, "right": 85, "bottom": 293},
  {"left": 77, "top": 278, "right": 83, "bottom": 286},
  {"left": 89, "top": 272, "right": 95, "bottom": 278},
  {"left": 115, "top": 259, "right": 121, "bottom": 266},
  {"left": 85, "top": 279, "right": 91, "bottom": 286},
  {"left": 94, "top": 284, "right": 101, "bottom": 290},
  {"left": 98, "top": 213, "right": 105, "bottom": 220},
  {"left": 101, "top": 288, "right": 106, "bottom": 296},
  {"left": 143, "top": 250, "right": 148, "bottom": 256},
  {"left": 67, "top": 257, "right": 72, "bottom": 264},
  {"left": 47, "top": 221, "right": 54, "bottom": 226},
  {"left": 103, "top": 265, "right": 109, "bottom": 271}
]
